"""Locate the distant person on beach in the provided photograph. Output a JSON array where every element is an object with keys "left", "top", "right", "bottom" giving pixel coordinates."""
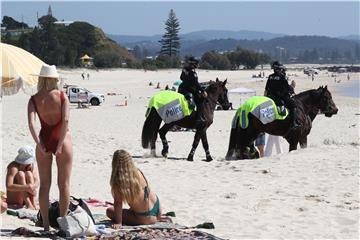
[
  {"left": 87, "top": 72, "right": 90, "bottom": 80},
  {"left": 106, "top": 149, "right": 163, "bottom": 229},
  {"left": 178, "top": 56, "right": 207, "bottom": 126},
  {"left": 255, "top": 133, "right": 265, "bottom": 157},
  {"left": 290, "top": 80, "right": 296, "bottom": 90},
  {"left": 265, "top": 61, "right": 300, "bottom": 130},
  {"left": 81, "top": 72, "right": 85, "bottom": 80},
  {"left": 265, "top": 134, "right": 283, "bottom": 157},
  {"left": 28, "top": 64, "right": 73, "bottom": 231},
  {"left": 347, "top": 74, "right": 350, "bottom": 81},
  {"left": 6, "top": 146, "right": 39, "bottom": 210}
]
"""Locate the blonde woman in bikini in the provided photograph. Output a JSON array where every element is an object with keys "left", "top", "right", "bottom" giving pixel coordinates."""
[{"left": 107, "top": 149, "right": 163, "bottom": 229}]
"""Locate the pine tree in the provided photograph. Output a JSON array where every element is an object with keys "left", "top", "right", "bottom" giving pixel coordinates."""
[
  {"left": 159, "top": 9, "right": 181, "bottom": 57},
  {"left": 47, "top": 5, "right": 53, "bottom": 16}
]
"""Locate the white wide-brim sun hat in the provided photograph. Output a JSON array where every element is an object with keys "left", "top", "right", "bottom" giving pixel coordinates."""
[
  {"left": 15, "top": 146, "right": 35, "bottom": 165},
  {"left": 34, "top": 64, "right": 59, "bottom": 79}
]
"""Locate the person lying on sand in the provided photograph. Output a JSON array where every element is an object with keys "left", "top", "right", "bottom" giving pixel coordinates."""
[
  {"left": 106, "top": 149, "right": 164, "bottom": 229},
  {"left": 6, "top": 146, "right": 39, "bottom": 209}
]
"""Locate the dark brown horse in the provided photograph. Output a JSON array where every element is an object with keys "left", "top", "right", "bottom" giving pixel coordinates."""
[
  {"left": 226, "top": 86, "right": 338, "bottom": 160},
  {"left": 142, "top": 79, "right": 229, "bottom": 161}
]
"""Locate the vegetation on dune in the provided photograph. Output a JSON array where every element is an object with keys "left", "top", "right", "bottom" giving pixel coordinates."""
[{"left": 1, "top": 15, "right": 135, "bottom": 68}]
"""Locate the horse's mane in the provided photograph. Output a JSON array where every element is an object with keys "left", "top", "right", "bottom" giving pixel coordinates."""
[
  {"left": 205, "top": 79, "right": 222, "bottom": 92},
  {"left": 295, "top": 88, "right": 320, "bottom": 101}
]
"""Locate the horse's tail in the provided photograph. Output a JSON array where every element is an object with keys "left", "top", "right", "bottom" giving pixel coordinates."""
[
  {"left": 226, "top": 117, "right": 239, "bottom": 160},
  {"left": 141, "top": 107, "right": 162, "bottom": 149}
]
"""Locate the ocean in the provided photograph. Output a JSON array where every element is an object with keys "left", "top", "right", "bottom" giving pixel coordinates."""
[{"left": 339, "top": 79, "right": 360, "bottom": 98}]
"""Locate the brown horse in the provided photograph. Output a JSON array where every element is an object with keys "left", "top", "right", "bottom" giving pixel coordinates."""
[
  {"left": 226, "top": 86, "right": 338, "bottom": 160},
  {"left": 142, "top": 79, "right": 229, "bottom": 161}
]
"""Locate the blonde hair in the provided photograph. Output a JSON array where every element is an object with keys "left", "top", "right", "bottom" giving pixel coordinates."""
[
  {"left": 37, "top": 77, "right": 59, "bottom": 92},
  {"left": 110, "top": 150, "right": 142, "bottom": 204}
]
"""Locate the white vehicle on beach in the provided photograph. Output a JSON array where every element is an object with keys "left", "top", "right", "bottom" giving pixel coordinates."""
[
  {"left": 64, "top": 85, "right": 105, "bottom": 106},
  {"left": 304, "top": 68, "right": 319, "bottom": 76}
]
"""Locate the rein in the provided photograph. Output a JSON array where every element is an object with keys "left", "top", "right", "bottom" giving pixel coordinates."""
[{"left": 204, "top": 88, "right": 221, "bottom": 108}]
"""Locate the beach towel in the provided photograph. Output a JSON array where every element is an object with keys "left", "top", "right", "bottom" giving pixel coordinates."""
[
  {"left": 85, "top": 198, "right": 113, "bottom": 207},
  {"left": 146, "top": 90, "right": 193, "bottom": 124},
  {"left": 232, "top": 96, "right": 288, "bottom": 129}
]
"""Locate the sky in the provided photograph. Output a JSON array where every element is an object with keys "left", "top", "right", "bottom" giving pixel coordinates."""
[{"left": 1, "top": 1, "right": 359, "bottom": 37}]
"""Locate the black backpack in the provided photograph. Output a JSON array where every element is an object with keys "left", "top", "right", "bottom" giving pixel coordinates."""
[{"left": 37, "top": 196, "right": 95, "bottom": 229}]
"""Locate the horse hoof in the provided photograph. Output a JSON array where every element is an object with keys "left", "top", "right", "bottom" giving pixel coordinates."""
[
  {"left": 205, "top": 156, "right": 213, "bottom": 162},
  {"left": 161, "top": 150, "right": 168, "bottom": 158}
]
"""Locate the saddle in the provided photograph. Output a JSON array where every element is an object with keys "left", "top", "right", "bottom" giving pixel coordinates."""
[{"left": 269, "top": 97, "right": 287, "bottom": 116}]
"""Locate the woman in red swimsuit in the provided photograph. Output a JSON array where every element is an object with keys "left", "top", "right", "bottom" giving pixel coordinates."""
[{"left": 27, "top": 65, "right": 73, "bottom": 231}]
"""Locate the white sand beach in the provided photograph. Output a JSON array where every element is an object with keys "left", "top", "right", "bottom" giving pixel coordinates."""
[{"left": 1, "top": 67, "right": 359, "bottom": 239}]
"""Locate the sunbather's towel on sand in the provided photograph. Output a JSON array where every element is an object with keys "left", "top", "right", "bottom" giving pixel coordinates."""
[
  {"left": 101, "top": 227, "right": 225, "bottom": 240},
  {"left": 146, "top": 90, "right": 193, "bottom": 123},
  {"left": 232, "top": 96, "right": 288, "bottom": 129},
  {"left": 92, "top": 214, "right": 223, "bottom": 239}
]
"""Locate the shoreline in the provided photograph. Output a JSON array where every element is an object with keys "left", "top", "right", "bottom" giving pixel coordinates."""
[{"left": 337, "top": 78, "right": 360, "bottom": 98}]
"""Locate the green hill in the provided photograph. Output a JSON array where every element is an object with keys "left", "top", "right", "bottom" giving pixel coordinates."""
[{"left": 1, "top": 16, "right": 135, "bottom": 68}]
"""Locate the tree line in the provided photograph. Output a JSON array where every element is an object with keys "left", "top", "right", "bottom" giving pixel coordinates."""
[{"left": 1, "top": 11, "right": 271, "bottom": 70}]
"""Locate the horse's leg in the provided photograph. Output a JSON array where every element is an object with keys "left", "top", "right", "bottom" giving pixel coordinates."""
[
  {"left": 187, "top": 129, "right": 204, "bottom": 161},
  {"left": 225, "top": 128, "right": 237, "bottom": 160},
  {"left": 158, "top": 123, "right": 174, "bottom": 158},
  {"left": 299, "top": 137, "right": 307, "bottom": 148},
  {"left": 249, "top": 142, "right": 260, "bottom": 159},
  {"left": 150, "top": 121, "right": 162, "bottom": 157},
  {"left": 288, "top": 141, "right": 298, "bottom": 151},
  {"left": 238, "top": 145, "right": 248, "bottom": 159},
  {"left": 200, "top": 129, "right": 213, "bottom": 162}
]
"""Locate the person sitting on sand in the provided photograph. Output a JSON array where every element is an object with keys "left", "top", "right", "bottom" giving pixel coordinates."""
[
  {"left": 1, "top": 191, "right": 7, "bottom": 213},
  {"left": 106, "top": 149, "right": 163, "bottom": 229},
  {"left": 6, "top": 146, "right": 39, "bottom": 209}
]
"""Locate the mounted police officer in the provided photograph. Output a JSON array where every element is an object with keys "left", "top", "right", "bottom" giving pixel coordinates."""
[
  {"left": 178, "top": 56, "right": 208, "bottom": 126},
  {"left": 265, "top": 61, "right": 300, "bottom": 130}
]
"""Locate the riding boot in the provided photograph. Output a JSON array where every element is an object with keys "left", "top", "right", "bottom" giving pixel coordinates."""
[{"left": 289, "top": 107, "right": 300, "bottom": 130}]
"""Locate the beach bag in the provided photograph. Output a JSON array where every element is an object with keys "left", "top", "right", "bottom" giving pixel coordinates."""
[
  {"left": 70, "top": 196, "right": 95, "bottom": 224},
  {"left": 37, "top": 196, "right": 94, "bottom": 228},
  {"left": 57, "top": 206, "right": 97, "bottom": 237}
]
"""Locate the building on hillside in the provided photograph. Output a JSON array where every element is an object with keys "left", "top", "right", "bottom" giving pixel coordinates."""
[
  {"left": 80, "top": 54, "right": 94, "bottom": 67},
  {"left": 54, "top": 20, "right": 74, "bottom": 26}
]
